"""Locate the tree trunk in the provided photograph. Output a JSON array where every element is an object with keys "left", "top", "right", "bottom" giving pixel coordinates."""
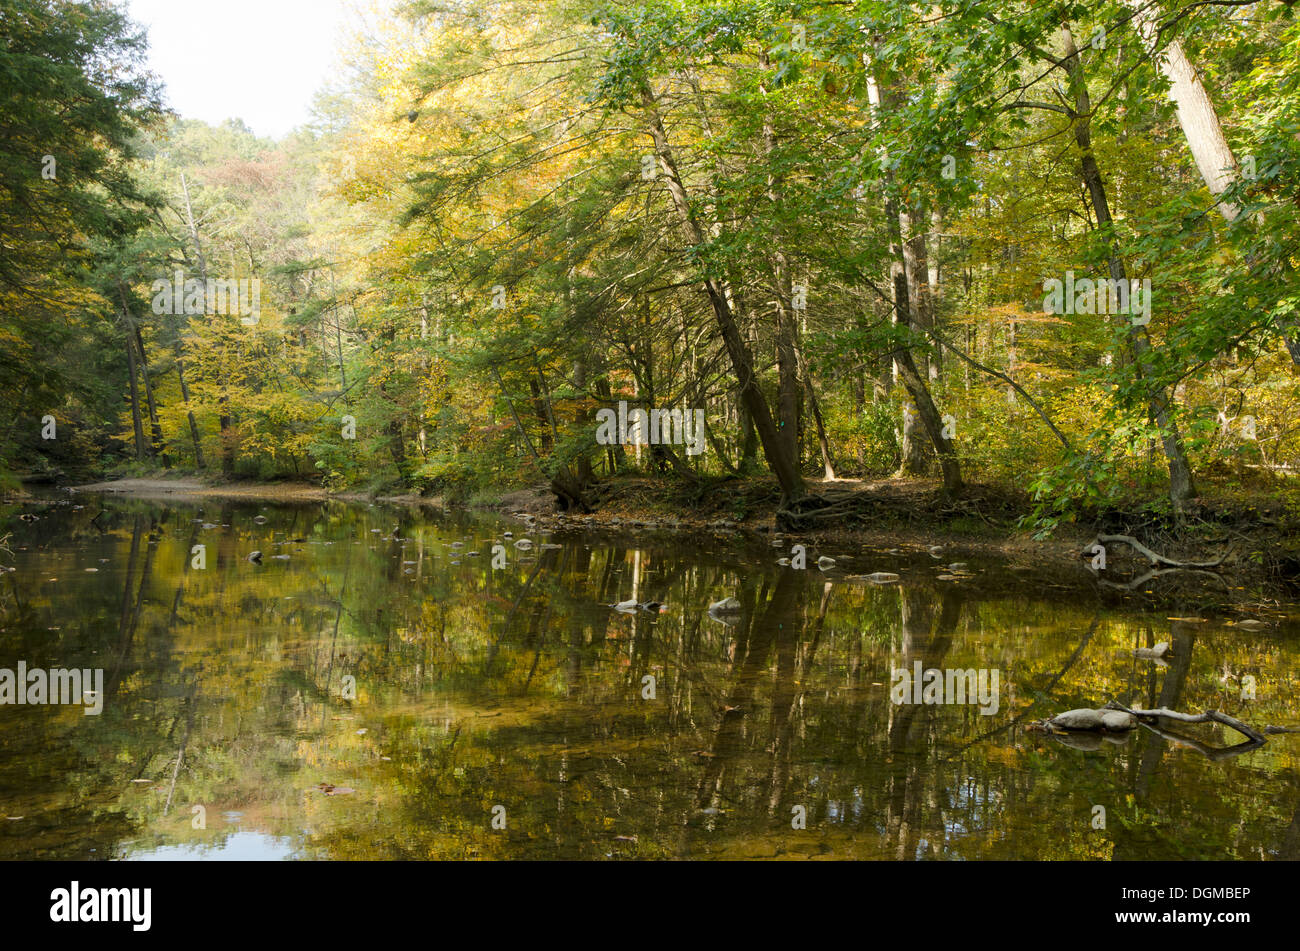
[
  {"left": 1061, "top": 23, "right": 1197, "bottom": 513},
  {"left": 1126, "top": 0, "right": 1300, "bottom": 364},
  {"left": 865, "top": 70, "right": 958, "bottom": 489},
  {"left": 181, "top": 172, "right": 233, "bottom": 476},
  {"left": 133, "top": 324, "right": 168, "bottom": 465},
  {"left": 123, "top": 312, "right": 146, "bottom": 461},
  {"left": 758, "top": 52, "right": 804, "bottom": 470},
  {"left": 640, "top": 82, "right": 806, "bottom": 504},
  {"left": 887, "top": 218, "right": 964, "bottom": 495}
]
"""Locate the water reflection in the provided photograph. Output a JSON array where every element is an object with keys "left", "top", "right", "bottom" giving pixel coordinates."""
[{"left": 1, "top": 495, "right": 1298, "bottom": 860}]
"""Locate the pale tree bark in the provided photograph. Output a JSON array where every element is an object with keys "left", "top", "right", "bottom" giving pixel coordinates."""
[
  {"left": 1125, "top": 0, "right": 1300, "bottom": 363},
  {"left": 926, "top": 206, "right": 944, "bottom": 380},
  {"left": 181, "top": 172, "right": 232, "bottom": 475},
  {"left": 758, "top": 51, "right": 804, "bottom": 469},
  {"left": 1125, "top": 0, "right": 1239, "bottom": 219},
  {"left": 887, "top": 202, "right": 964, "bottom": 494}
]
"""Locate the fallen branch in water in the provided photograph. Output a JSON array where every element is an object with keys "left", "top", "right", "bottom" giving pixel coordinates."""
[
  {"left": 1097, "top": 565, "right": 1230, "bottom": 592},
  {"left": 1102, "top": 701, "right": 1266, "bottom": 744}
]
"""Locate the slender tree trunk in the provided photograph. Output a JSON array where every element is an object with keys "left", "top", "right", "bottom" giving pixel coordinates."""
[
  {"left": 181, "top": 172, "right": 233, "bottom": 475},
  {"left": 866, "top": 70, "right": 958, "bottom": 488},
  {"left": 133, "top": 324, "right": 167, "bottom": 465},
  {"left": 1061, "top": 24, "right": 1197, "bottom": 512},
  {"left": 123, "top": 313, "right": 146, "bottom": 460},
  {"left": 887, "top": 201, "right": 964, "bottom": 495},
  {"left": 640, "top": 82, "right": 806, "bottom": 504},
  {"left": 117, "top": 283, "right": 163, "bottom": 462},
  {"left": 758, "top": 52, "right": 804, "bottom": 469},
  {"left": 927, "top": 206, "right": 944, "bottom": 379}
]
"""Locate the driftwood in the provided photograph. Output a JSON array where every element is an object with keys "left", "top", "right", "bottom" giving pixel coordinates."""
[
  {"left": 1102, "top": 701, "right": 1266, "bottom": 744},
  {"left": 1088, "top": 534, "right": 1229, "bottom": 569},
  {"left": 1032, "top": 701, "right": 1277, "bottom": 759}
]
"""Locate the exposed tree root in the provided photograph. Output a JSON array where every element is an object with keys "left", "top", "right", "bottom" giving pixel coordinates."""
[{"left": 1088, "top": 534, "right": 1230, "bottom": 569}]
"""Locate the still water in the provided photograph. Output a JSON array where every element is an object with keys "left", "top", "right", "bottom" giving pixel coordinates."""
[{"left": 2, "top": 494, "right": 1298, "bottom": 860}]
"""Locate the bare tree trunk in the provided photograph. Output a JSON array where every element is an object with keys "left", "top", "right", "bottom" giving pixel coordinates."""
[
  {"left": 123, "top": 313, "right": 146, "bottom": 460},
  {"left": 133, "top": 324, "right": 167, "bottom": 465},
  {"left": 927, "top": 206, "right": 944, "bottom": 379},
  {"left": 117, "top": 283, "right": 163, "bottom": 462},
  {"left": 1126, "top": 0, "right": 1238, "bottom": 218},
  {"left": 887, "top": 203, "right": 964, "bottom": 495},
  {"left": 758, "top": 52, "right": 804, "bottom": 469},
  {"left": 866, "top": 70, "right": 958, "bottom": 488}
]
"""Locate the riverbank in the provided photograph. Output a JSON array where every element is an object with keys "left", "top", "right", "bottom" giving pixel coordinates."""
[
  {"left": 49, "top": 473, "right": 1299, "bottom": 591},
  {"left": 68, "top": 476, "right": 442, "bottom": 507}
]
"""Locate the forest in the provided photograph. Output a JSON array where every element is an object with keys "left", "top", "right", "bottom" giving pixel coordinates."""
[{"left": 4, "top": 0, "right": 1300, "bottom": 540}]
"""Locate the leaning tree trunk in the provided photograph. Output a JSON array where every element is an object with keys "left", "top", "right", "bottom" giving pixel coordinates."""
[
  {"left": 640, "top": 81, "right": 806, "bottom": 505},
  {"left": 1125, "top": 0, "right": 1300, "bottom": 364},
  {"left": 886, "top": 207, "right": 964, "bottom": 496},
  {"left": 865, "top": 69, "right": 961, "bottom": 492}
]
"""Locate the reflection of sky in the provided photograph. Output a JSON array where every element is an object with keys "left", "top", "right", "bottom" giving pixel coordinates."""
[{"left": 125, "top": 831, "right": 300, "bottom": 861}]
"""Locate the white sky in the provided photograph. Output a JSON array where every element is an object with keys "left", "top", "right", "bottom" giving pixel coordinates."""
[{"left": 124, "top": 0, "right": 385, "bottom": 139}]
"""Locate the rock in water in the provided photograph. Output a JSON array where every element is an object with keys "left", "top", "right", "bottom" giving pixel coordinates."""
[
  {"left": 1134, "top": 641, "right": 1170, "bottom": 659},
  {"left": 708, "top": 597, "right": 742, "bottom": 614},
  {"left": 1099, "top": 709, "right": 1138, "bottom": 731},
  {"left": 1049, "top": 708, "right": 1106, "bottom": 730},
  {"left": 1043, "top": 708, "right": 1138, "bottom": 732}
]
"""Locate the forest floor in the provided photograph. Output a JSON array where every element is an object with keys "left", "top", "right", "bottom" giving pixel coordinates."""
[{"left": 58, "top": 472, "right": 1300, "bottom": 590}]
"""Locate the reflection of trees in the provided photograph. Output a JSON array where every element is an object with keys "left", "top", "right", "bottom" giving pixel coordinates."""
[
  {"left": 692, "top": 570, "right": 804, "bottom": 813},
  {"left": 884, "top": 586, "right": 963, "bottom": 860},
  {"left": 4, "top": 497, "right": 1299, "bottom": 860}
]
